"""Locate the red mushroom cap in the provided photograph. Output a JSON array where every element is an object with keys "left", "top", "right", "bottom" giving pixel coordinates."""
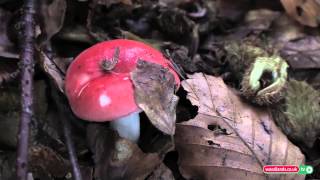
[{"left": 65, "top": 39, "right": 180, "bottom": 122}]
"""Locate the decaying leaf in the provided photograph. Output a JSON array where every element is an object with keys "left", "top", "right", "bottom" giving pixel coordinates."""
[
  {"left": 29, "top": 145, "right": 92, "bottom": 180},
  {"left": 244, "top": 9, "right": 280, "bottom": 33},
  {"left": 146, "top": 163, "right": 175, "bottom": 180},
  {"left": 38, "top": 0, "right": 66, "bottom": 45},
  {"left": 0, "top": 151, "right": 16, "bottom": 180},
  {"left": 93, "top": 0, "right": 133, "bottom": 7},
  {"left": 281, "top": 0, "right": 320, "bottom": 27},
  {"left": 0, "top": 8, "right": 18, "bottom": 59},
  {"left": 175, "top": 73, "right": 305, "bottom": 180},
  {"left": 87, "top": 124, "right": 160, "bottom": 180},
  {"left": 131, "top": 60, "right": 179, "bottom": 135},
  {"left": 280, "top": 36, "right": 320, "bottom": 69},
  {"left": 0, "top": 60, "right": 19, "bottom": 85},
  {"left": 39, "top": 51, "right": 66, "bottom": 93},
  {"left": 270, "top": 14, "right": 305, "bottom": 49}
]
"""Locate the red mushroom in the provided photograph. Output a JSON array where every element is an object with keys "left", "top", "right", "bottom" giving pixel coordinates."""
[{"left": 65, "top": 39, "right": 180, "bottom": 142}]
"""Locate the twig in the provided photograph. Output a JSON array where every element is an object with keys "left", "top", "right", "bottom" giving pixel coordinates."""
[
  {"left": 16, "top": 0, "right": 36, "bottom": 179},
  {"left": 52, "top": 88, "right": 83, "bottom": 180},
  {"left": 63, "top": 116, "right": 83, "bottom": 180}
]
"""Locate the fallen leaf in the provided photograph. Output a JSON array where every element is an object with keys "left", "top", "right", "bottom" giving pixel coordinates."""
[
  {"left": 0, "top": 60, "right": 19, "bottom": 85},
  {"left": 39, "top": 51, "right": 65, "bottom": 93},
  {"left": 281, "top": 0, "right": 320, "bottom": 27},
  {"left": 280, "top": 36, "right": 320, "bottom": 69},
  {"left": 270, "top": 14, "right": 305, "bottom": 49},
  {"left": 93, "top": 0, "right": 133, "bottom": 7},
  {"left": 87, "top": 124, "right": 161, "bottom": 180},
  {"left": 175, "top": 73, "right": 305, "bottom": 180},
  {"left": 38, "top": 0, "right": 67, "bottom": 45},
  {"left": 0, "top": 8, "right": 18, "bottom": 59},
  {"left": 29, "top": 145, "right": 93, "bottom": 180},
  {"left": 131, "top": 60, "right": 179, "bottom": 135},
  {"left": 0, "top": 151, "right": 16, "bottom": 179},
  {"left": 146, "top": 163, "right": 175, "bottom": 180},
  {"left": 244, "top": 9, "right": 280, "bottom": 32},
  {"left": 216, "top": 0, "right": 250, "bottom": 22}
]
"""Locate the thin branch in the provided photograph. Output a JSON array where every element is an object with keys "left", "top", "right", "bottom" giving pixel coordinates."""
[
  {"left": 16, "top": 0, "right": 36, "bottom": 179},
  {"left": 63, "top": 117, "right": 83, "bottom": 180},
  {"left": 52, "top": 88, "right": 83, "bottom": 180}
]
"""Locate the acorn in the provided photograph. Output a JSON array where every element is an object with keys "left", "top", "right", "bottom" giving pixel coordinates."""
[{"left": 273, "top": 80, "right": 320, "bottom": 148}]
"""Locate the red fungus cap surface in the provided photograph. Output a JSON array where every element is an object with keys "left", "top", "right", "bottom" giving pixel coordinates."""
[{"left": 65, "top": 39, "right": 180, "bottom": 122}]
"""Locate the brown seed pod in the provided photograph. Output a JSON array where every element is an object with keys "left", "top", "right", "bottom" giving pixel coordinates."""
[
  {"left": 241, "top": 56, "right": 289, "bottom": 105},
  {"left": 273, "top": 80, "right": 320, "bottom": 148}
]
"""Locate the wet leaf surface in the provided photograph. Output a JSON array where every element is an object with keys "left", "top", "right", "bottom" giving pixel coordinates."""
[
  {"left": 131, "top": 60, "right": 179, "bottom": 135},
  {"left": 175, "top": 73, "right": 305, "bottom": 180}
]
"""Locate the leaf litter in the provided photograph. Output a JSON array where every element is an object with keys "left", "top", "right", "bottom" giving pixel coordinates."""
[
  {"left": 0, "top": 0, "right": 320, "bottom": 179},
  {"left": 175, "top": 73, "right": 305, "bottom": 180}
]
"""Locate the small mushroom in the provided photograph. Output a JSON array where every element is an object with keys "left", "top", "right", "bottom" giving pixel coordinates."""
[{"left": 65, "top": 39, "right": 180, "bottom": 142}]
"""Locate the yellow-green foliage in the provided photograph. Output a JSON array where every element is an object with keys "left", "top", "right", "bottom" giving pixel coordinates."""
[{"left": 282, "top": 80, "right": 320, "bottom": 148}]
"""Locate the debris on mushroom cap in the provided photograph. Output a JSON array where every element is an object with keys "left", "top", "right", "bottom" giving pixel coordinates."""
[{"left": 64, "top": 39, "right": 180, "bottom": 122}]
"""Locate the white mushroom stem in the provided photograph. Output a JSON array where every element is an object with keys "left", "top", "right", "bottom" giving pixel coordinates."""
[{"left": 110, "top": 111, "right": 140, "bottom": 142}]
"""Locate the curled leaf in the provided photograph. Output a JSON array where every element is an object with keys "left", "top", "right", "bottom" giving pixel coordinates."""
[
  {"left": 39, "top": 51, "right": 66, "bottom": 93},
  {"left": 131, "top": 60, "right": 179, "bottom": 135},
  {"left": 39, "top": 0, "right": 67, "bottom": 45}
]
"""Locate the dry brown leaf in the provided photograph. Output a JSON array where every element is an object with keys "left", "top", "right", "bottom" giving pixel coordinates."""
[
  {"left": 175, "top": 73, "right": 305, "bottom": 180},
  {"left": 146, "top": 163, "right": 175, "bottom": 180},
  {"left": 244, "top": 9, "right": 280, "bottom": 32},
  {"left": 39, "top": 51, "right": 65, "bottom": 93},
  {"left": 281, "top": 0, "right": 320, "bottom": 27},
  {"left": 29, "top": 145, "right": 92, "bottom": 179},
  {"left": 39, "top": 0, "right": 66, "bottom": 45},
  {"left": 131, "top": 60, "right": 179, "bottom": 135},
  {"left": 0, "top": 8, "right": 19, "bottom": 59},
  {"left": 93, "top": 0, "right": 133, "bottom": 7},
  {"left": 280, "top": 36, "right": 320, "bottom": 69},
  {"left": 270, "top": 14, "right": 305, "bottom": 49},
  {"left": 0, "top": 60, "right": 19, "bottom": 85},
  {"left": 87, "top": 124, "right": 160, "bottom": 180}
]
